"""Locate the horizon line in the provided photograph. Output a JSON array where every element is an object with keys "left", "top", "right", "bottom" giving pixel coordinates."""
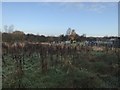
[{"left": 1, "top": 31, "right": 118, "bottom": 38}]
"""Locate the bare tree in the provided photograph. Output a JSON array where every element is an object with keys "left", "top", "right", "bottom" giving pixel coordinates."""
[
  {"left": 8, "top": 25, "right": 14, "bottom": 33},
  {"left": 4, "top": 25, "right": 14, "bottom": 33},
  {"left": 66, "top": 28, "right": 71, "bottom": 36},
  {"left": 4, "top": 25, "right": 8, "bottom": 33}
]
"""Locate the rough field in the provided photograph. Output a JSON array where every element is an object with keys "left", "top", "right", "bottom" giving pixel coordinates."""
[{"left": 2, "top": 43, "right": 120, "bottom": 88}]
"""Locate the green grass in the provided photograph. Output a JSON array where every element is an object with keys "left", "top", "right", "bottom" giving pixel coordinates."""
[{"left": 2, "top": 50, "right": 119, "bottom": 88}]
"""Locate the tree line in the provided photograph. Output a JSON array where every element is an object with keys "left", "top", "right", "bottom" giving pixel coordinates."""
[
  {"left": 2, "top": 31, "right": 85, "bottom": 43},
  {"left": 2, "top": 30, "right": 119, "bottom": 44}
]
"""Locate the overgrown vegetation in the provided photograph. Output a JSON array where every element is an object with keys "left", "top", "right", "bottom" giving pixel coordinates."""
[{"left": 2, "top": 43, "right": 119, "bottom": 88}]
